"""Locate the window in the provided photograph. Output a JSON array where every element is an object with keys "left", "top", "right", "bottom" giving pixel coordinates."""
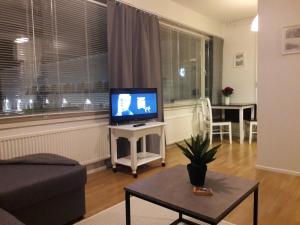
[
  {"left": 160, "top": 25, "right": 205, "bottom": 104},
  {"left": 0, "top": 0, "right": 108, "bottom": 117}
]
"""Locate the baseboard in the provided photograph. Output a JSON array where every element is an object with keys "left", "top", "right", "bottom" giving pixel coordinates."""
[
  {"left": 256, "top": 164, "right": 300, "bottom": 176},
  {"left": 87, "top": 165, "right": 107, "bottom": 175},
  {"left": 85, "top": 158, "right": 110, "bottom": 175}
]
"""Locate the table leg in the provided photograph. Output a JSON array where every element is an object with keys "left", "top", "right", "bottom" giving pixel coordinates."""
[
  {"left": 130, "top": 137, "right": 138, "bottom": 177},
  {"left": 254, "top": 187, "right": 259, "bottom": 225},
  {"left": 125, "top": 191, "right": 131, "bottom": 225},
  {"left": 221, "top": 109, "right": 225, "bottom": 120},
  {"left": 160, "top": 127, "right": 166, "bottom": 166},
  {"left": 251, "top": 106, "right": 255, "bottom": 120},
  {"left": 110, "top": 132, "right": 117, "bottom": 170},
  {"left": 141, "top": 136, "right": 146, "bottom": 154},
  {"left": 239, "top": 108, "right": 244, "bottom": 144}
]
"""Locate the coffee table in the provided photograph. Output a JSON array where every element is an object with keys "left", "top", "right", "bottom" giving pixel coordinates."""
[{"left": 124, "top": 165, "right": 259, "bottom": 225}]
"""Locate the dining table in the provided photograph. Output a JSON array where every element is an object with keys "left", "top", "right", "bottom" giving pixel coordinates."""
[{"left": 211, "top": 103, "right": 256, "bottom": 144}]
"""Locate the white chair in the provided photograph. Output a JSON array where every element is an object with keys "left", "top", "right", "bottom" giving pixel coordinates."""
[
  {"left": 200, "top": 98, "right": 232, "bottom": 145},
  {"left": 246, "top": 120, "right": 257, "bottom": 144}
]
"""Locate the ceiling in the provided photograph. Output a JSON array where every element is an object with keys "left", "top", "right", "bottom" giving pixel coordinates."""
[{"left": 171, "top": 0, "right": 257, "bottom": 22}]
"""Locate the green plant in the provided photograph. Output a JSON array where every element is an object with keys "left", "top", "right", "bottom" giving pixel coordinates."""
[{"left": 176, "top": 135, "right": 221, "bottom": 167}]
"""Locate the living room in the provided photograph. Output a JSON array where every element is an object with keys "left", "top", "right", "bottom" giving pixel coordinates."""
[{"left": 1, "top": 0, "right": 300, "bottom": 225}]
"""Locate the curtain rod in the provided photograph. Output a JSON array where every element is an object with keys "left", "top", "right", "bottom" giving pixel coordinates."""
[
  {"left": 87, "top": 0, "right": 107, "bottom": 7},
  {"left": 115, "top": 0, "right": 161, "bottom": 17},
  {"left": 101, "top": 0, "right": 212, "bottom": 39},
  {"left": 117, "top": 0, "right": 212, "bottom": 38},
  {"left": 160, "top": 21, "right": 209, "bottom": 40}
]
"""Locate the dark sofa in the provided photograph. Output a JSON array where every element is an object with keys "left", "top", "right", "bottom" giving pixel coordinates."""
[
  {"left": 0, "top": 154, "right": 87, "bottom": 225},
  {"left": 0, "top": 208, "right": 25, "bottom": 225}
]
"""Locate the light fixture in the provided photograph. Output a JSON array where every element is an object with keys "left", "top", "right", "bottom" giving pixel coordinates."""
[
  {"left": 16, "top": 99, "right": 22, "bottom": 112},
  {"left": 3, "top": 98, "right": 10, "bottom": 112},
  {"left": 85, "top": 99, "right": 92, "bottom": 105},
  {"left": 179, "top": 67, "right": 185, "bottom": 77},
  {"left": 14, "top": 37, "right": 29, "bottom": 44},
  {"left": 45, "top": 99, "right": 49, "bottom": 104},
  {"left": 251, "top": 15, "right": 258, "bottom": 32},
  {"left": 62, "top": 98, "right": 68, "bottom": 105},
  {"left": 28, "top": 99, "right": 33, "bottom": 109}
]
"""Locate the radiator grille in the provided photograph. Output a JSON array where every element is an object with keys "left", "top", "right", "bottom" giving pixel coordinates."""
[{"left": 0, "top": 123, "right": 110, "bottom": 165}]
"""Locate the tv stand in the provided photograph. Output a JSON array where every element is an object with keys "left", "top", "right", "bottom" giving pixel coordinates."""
[{"left": 108, "top": 121, "right": 166, "bottom": 178}]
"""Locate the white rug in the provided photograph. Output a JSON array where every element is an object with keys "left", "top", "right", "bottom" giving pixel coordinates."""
[{"left": 75, "top": 197, "right": 235, "bottom": 225}]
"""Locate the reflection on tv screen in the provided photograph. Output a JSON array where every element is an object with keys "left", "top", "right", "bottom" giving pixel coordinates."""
[{"left": 111, "top": 93, "right": 157, "bottom": 117}]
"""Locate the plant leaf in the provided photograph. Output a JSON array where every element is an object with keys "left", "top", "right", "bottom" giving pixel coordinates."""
[
  {"left": 205, "top": 157, "right": 217, "bottom": 164},
  {"left": 202, "top": 144, "right": 221, "bottom": 164},
  {"left": 193, "top": 135, "right": 203, "bottom": 158},
  {"left": 176, "top": 135, "right": 221, "bottom": 166},
  {"left": 176, "top": 143, "right": 194, "bottom": 162},
  {"left": 198, "top": 137, "right": 210, "bottom": 156},
  {"left": 191, "top": 135, "right": 196, "bottom": 153},
  {"left": 184, "top": 139, "right": 192, "bottom": 152}
]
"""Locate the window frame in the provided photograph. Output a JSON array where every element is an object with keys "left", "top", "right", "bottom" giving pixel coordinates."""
[
  {"left": 0, "top": 109, "right": 108, "bottom": 124},
  {"left": 159, "top": 22, "right": 208, "bottom": 106}
]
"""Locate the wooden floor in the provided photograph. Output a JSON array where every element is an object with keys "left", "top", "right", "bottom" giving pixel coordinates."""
[{"left": 85, "top": 140, "right": 300, "bottom": 225}]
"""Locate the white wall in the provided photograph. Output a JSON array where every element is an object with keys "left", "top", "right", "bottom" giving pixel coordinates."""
[
  {"left": 120, "top": 0, "right": 225, "bottom": 37},
  {"left": 257, "top": 0, "right": 300, "bottom": 175},
  {"left": 222, "top": 18, "right": 257, "bottom": 103}
]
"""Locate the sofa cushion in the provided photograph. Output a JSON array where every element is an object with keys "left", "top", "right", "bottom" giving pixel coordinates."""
[
  {"left": 0, "top": 208, "right": 25, "bottom": 225},
  {"left": 0, "top": 154, "right": 86, "bottom": 212},
  {"left": 0, "top": 153, "right": 79, "bottom": 166}
]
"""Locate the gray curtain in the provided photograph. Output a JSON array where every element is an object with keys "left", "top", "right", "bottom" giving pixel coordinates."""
[
  {"left": 211, "top": 36, "right": 224, "bottom": 105},
  {"left": 107, "top": 0, "right": 163, "bottom": 154}
]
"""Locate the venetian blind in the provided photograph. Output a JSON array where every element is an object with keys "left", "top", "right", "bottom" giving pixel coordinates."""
[
  {"left": 0, "top": 0, "right": 108, "bottom": 116},
  {"left": 160, "top": 25, "right": 202, "bottom": 104}
]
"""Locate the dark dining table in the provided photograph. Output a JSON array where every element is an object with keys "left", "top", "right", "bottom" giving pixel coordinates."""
[{"left": 211, "top": 103, "right": 255, "bottom": 144}]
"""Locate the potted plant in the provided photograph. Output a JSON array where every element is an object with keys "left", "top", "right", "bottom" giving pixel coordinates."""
[
  {"left": 176, "top": 135, "right": 221, "bottom": 186},
  {"left": 222, "top": 87, "right": 234, "bottom": 105}
]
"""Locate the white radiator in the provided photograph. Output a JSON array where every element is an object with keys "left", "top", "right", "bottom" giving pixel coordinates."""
[
  {"left": 165, "top": 113, "right": 199, "bottom": 145},
  {"left": 0, "top": 123, "right": 110, "bottom": 165}
]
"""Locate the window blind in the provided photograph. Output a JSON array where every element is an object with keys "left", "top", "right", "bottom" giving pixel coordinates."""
[
  {"left": 160, "top": 25, "right": 202, "bottom": 104},
  {"left": 0, "top": 0, "right": 108, "bottom": 116}
]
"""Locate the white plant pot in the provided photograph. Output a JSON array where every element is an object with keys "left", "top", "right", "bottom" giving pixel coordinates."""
[{"left": 225, "top": 96, "right": 230, "bottom": 105}]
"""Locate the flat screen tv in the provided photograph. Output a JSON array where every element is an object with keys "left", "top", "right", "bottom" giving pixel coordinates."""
[{"left": 110, "top": 88, "right": 158, "bottom": 124}]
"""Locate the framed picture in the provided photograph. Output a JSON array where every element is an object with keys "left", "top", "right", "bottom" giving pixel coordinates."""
[
  {"left": 282, "top": 25, "right": 300, "bottom": 55},
  {"left": 233, "top": 52, "right": 245, "bottom": 68}
]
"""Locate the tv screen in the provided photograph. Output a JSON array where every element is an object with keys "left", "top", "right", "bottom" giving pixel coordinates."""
[{"left": 110, "top": 88, "right": 158, "bottom": 123}]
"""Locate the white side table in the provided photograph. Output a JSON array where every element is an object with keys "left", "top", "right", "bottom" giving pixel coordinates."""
[{"left": 108, "top": 122, "right": 166, "bottom": 177}]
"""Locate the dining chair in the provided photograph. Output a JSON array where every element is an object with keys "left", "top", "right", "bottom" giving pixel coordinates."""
[
  {"left": 200, "top": 98, "right": 232, "bottom": 145},
  {"left": 245, "top": 120, "right": 257, "bottom": 144}
]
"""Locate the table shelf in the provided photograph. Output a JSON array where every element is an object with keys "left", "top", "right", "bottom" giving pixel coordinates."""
[{"left": 116, "top": 152, "right": 162, "bottom": 167}]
